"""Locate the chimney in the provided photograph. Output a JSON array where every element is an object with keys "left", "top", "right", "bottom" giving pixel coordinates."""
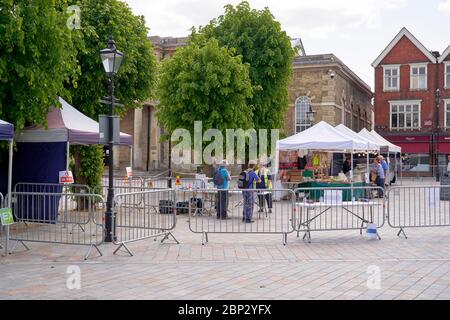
[{"left": 431, "top": 51, "right": 440, "bottom": 58}]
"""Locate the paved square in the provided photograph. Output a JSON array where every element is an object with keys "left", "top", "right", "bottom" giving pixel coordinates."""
[{"left": 1, "top": 179, "right": 450, "bottom": 300}]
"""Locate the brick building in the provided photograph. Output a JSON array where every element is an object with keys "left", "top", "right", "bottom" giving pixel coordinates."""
[
  {"left": 372, "top": 28, "right": 450, "bottom": 176},
  {"left": 117, "top": 36, "right": 373, "bottom": 173}
]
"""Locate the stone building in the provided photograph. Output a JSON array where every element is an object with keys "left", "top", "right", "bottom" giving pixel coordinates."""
[
  {"left": 285, "top": 54, "right": 373, "bottom": 137},
  {"left": 116, "top": 37, "right": 373, "bottom": 173},
  {"left": 115, "top": 36, "right": 188, "bottom": 172}
]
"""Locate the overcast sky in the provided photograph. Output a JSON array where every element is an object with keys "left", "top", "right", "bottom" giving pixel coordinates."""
[{"left": 123, "top": 0, "right": 450, "bottom": 90}]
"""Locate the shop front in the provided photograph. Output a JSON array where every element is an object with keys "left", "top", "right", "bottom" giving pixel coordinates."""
[{"left": 386, "top": 134, "right": 450, "bottom": 176}]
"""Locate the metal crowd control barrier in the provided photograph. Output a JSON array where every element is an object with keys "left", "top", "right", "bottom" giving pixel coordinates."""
[
  {"left": 102, "top": 176, "right": 144, "bottom": 189},
  {"left": 143, "top": 177, "right": 171, "bottom": 189},
  {"left": 293, "top": 186, "right": 385, "bottom": 242},
  {"left": 387, "top": 185, "right": 450, "bottom": 238},
  {"left": 14, "top": 183, "right": 91, "bottom": 214},
  {"left": 8, "top": 190, "right": 105, "bottom": 260},
  {"left": 93, "top": 185, "right": 166, "bottom": 207},
  {"left": 113, "top": 189, "right": 178, "bottom": 256},
  {"left": 183, "top": 188, "right": 295, "bottom": 245}
]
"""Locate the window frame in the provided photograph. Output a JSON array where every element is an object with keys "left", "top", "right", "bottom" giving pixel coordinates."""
[
  {"left": 382, "top": 65, "right": 400, "bottom": 92},
  {"left": 389, "top": 100, "right": 422, "bottom": 130},
  {"left": 445, "top": 99, "right": 450, "bottom": 129},
  {"left": 445, "top": 62, "right": 450, "bottom": 89},
  {"left": 409, "top": 63, "right": 428, "bottom": 90},
  {"left": 294, "top": 96, "right": 312, "bottom": 134}
]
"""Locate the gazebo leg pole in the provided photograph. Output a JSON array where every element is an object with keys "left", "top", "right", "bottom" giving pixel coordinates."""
[
  {"left": 130, "top": 146, "right": 133, "bottom": 169},
  {"left": 366, "top": 150, "right": 369, "bottom": 183},
  {"left": 351, "top": 150, "right": 354, "bottom": 201},
  {"left": 6, "top": 139, "right": 13, "bottom": 256},
  {"left": 387, "top": 151, "right": 390, "bottom": 185},
  {"left": 66, "top": 141, "right": 70, "bottom": 171},
  {"left": 63, "top": 141, "right": 70, "bottom": 227}
]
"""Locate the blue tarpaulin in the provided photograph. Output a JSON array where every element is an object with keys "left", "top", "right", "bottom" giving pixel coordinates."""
[
  {"left": 0, "top": 119, "right": 13, "bottom": 140},
  {"left": 0, "top": 119, "right": 13, "bottom": 196},
  {"left": 13, "top": 142, "right": 66, "bottom": 223}
]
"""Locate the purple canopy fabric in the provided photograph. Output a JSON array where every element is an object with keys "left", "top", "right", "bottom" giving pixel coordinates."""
[
  {"left": 0, "top": 119, "right": 14, "bottom": 140},
  {"left": 14, "top": 97, "right": 132, "bottom": 146}
]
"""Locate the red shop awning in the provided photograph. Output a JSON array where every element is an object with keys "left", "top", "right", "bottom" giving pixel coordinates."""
[
  {"left": 437, "top": 136, "right": 450, "bottom": 153},
  {"left": 386, "top": 135, "right": 430, "bottom": 154}
]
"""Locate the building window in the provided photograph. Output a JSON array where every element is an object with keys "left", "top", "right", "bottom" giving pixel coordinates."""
[
  {"left": 445, "top": 63, "right": 450, "bottom": 89},
  {"left": 352, "top": 105, "right": 358, "bottom": 131},
  {"left": 390, "top": 101, "right": 421, "bottom": 130},
  {"left": 410, "top": 64, "right": 427, "bottom": 90},
  {"left": 295, "top": 96, "right": 312, "bottom": 133},
  {"left": 359, "top": 109, "right": 365, "bottom": 132},
  {"left": 383, "top": 65, "right": 400, "bottom": 91},
  {"left": 446, "top": 100, "right": 450, "bottom": 128}
]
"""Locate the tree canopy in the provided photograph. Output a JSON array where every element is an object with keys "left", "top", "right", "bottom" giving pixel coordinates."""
[
  {"left": 195, "top": 1, "right": 295, "bottom": 130},
  {"left": 0, "top": 0, "right": 81, "bottom": 130},
  {"left": 67, "top": 0, "right": 157, "bottom": 119},
  {"left": 64, "top": 0, "right": 157, "bottom": 190},
  {"left": 157, "top": 38, "right": 254, "bottom": 136}
]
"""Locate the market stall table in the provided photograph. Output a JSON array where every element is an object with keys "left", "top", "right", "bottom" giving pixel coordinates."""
[{"left": 295, "top": 181, "right": 366, "bottom": 201}]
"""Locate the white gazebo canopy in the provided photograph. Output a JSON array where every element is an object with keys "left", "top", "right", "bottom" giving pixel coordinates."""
[
  {"left": 335, "top": 124, "right": 380, "bottom": 151},
  {"left": 277, "top": 121, "right": 369, "bottom": 152},
  {"left": 359, "top": 128, "right": 401, "bottom": 153}
]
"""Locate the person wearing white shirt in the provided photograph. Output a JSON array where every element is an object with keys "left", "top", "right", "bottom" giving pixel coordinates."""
[{"left": 447, "top": 155, "right": 450, "bottom": 176}]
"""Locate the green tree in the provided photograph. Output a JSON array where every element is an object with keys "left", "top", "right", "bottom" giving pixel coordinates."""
[
  {"left": 67, "top": 0, "right": 157, "bottom": 118},
  {"left": 157, "top": 38, "right": 253, "bottom": 137},
  {"left": 0, "top": 0, "right": 81, "bottom": 130},
  {"left": 66, "top": 0, "right": 157, "bottom": 190},
  {"left": 195, "top": 1, "right": 295, "bottom": 130}
]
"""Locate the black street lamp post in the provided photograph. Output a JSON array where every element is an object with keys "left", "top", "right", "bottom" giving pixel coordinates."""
[
  {"left": 435, "top": 88, "right": 441, "bottom": 182},
  {"left": 100, "top": 39, "right": 124, "bottom": 242}
]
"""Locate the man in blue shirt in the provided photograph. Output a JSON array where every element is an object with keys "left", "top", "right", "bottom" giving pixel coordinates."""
[
  {"left": 374, "top": 158, "right": 385, "bottom": 197},
  {"left": 215, "top": 160, "right": 231, "bottom": 219},
  {"left": 243, "top": 160, "right": 261, "bottom": 223},
  {"left": 378, "top": 155, "right": 388, "bottom": 185}
]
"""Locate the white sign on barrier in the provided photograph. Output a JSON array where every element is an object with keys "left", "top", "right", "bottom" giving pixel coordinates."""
[
  {"left": 323, "top": 190, "right": 343, "bottom": 204},
  {"left": 59, "top": 171, "right": 74, "bottom": 184},
  {"left": 425, "top": 187, "right": 440, "bottom": 209},
  {"left": 126, "top": 167, "right": 133, "bottom": 178}
]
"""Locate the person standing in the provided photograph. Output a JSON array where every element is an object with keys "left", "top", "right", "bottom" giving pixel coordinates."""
[
  {"left": 255, "top": 159, "right": 273, "bottom": 214},
  {"left": 378, "top": 155, "right": 388, "bottom": 185},
  {"left": 343, "top": 156, "right": 351, "bottom": 175},
  {"left": 373, "top": 158, "right": 385, "bottom": 197},
  {"left": 240, "top": 160, "right": 261, "bottom": 223},
  {"left": 214, "top": 160, "right": 231, "bottom": 219},
  {"left": 447, "top": 155, "right": 450, "bottom": 176}
]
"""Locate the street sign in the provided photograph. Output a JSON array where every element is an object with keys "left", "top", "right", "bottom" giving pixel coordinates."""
[
  {"left": 0, "top": 208, "right": 14, "bottom": 226},
  {"left": 99, "top": 115, "right": 121, "bottom": 145},
  {"left": 99, "top": 99, "right": 124, "bottom": 107},
  {"left": 59, "top": 170, "right": 74, "bottom": 184},
  {"left": 424, "top": 120, "right": 433, "bottom": 127}
]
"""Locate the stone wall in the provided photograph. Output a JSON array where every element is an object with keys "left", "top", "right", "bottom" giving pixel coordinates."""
[{"left": 286, "top": 63, "right": 373, "bottom": 136}]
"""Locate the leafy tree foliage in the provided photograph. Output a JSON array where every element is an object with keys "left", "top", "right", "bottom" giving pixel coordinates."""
[
  {"left": 0, "top": 0, "right": 81, "bottom": 130},
  {"left": 157, "top": 38, "right": 254, "bottom": 137},
  {"left": 196, "top": 1, "right": 295, "bottom": 130},
  {"left": 67, "top": 0, "right": 157, "bottom": 119},
  {"left": 65, "top": 0, "right": 157, "bottom": 191}
]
